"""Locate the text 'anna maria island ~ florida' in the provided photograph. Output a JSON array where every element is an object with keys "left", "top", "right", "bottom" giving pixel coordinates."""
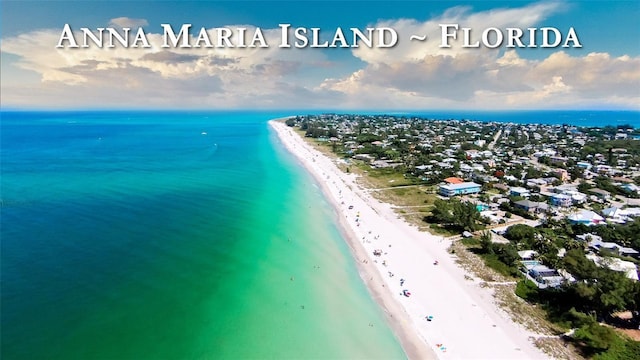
[{"left": 55, "top": 23, "right": 582, "bottom": 49}]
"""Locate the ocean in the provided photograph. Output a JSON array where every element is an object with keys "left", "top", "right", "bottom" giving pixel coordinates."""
[
  {"left": 0, "top": 111, "right": 405, "bottom": 359},
  {"left": 2, "top": 109, "right": 638, "bottom": 359}
]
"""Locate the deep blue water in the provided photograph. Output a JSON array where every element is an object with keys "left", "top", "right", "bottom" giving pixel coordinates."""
[{"left": 1, "top": 111, "right": 406, "bottom": 359}]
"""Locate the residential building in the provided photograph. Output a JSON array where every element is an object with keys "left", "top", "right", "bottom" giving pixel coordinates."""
[
  {"left": 509, "top": 187, "right": 530, "bottom": 198},
  {"left": 567, "top": 210, "right": 605, "bottom": 226},
  {"left": 550, "top": 193, "right": 572, "bottom": 207},
  {"left": 438, "top": 182, "right": 481, "bottom": 197}
]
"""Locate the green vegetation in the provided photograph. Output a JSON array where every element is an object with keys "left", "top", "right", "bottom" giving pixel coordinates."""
[
  {"left": 425, "top": 198, "right": 485, "bottom": 233},
  {"left": 576, "top": 218, "right": 640, "bottom": 254},
  {"left": 499, "top": 201, "right": 537, "bottom": 220},
  {"left": 286, "top": 114, "right": 640, "bottom": 356},
  {"left": 453, "top": 218, "right": 640, "bottom": 358},
  {"left": 515, "top": 279, "right": 539, "bottom": 301},
  {"left": 471, "top": 231, "right": 521, "bottom": 277},
  {"left": 476, "top": 219, "right": 640, "bottom": 358}
]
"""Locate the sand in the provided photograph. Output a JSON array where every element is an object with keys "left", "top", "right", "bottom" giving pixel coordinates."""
[{"left": 270, "top": 120, "right": 550, "bottom": 359}]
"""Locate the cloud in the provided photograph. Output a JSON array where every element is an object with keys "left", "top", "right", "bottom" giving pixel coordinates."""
[
  {"left": 1, "top": 23, "right": 333, "bottom": 108},
  {"left": 320, "top": 1, "right": 640, "bottom": 109},
  {"left": 109, "top": 17, "right": 149, "bottom": 28},
  {"left": 141, "top": 51, "right": 202, "bottom": 64},
  {"left": 1, "top": 1, "right": 638, "bottom": 110},
  {"left": 351, "top": 1, "right": 564, "bottom": 65}
]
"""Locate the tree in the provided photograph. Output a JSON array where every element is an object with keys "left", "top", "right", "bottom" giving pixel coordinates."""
[
  {"left": 493, "top": 243, "right": 519, "bottom": 266},
  {"left": 504, "top": 224, "right": 536, "bottom": 245},
  {"left": 427, "top": 199, "right": 483, "bottom": 232},
  {"left": 453, "top": 200, "right": 482, "bottom": 232},
  {"left": 562, "top": 249, "right": 599, "bottom": 280},
  {"left": 428, "top": 199, "right": 454, "bottom": 226},
  {"left": 573, "top": 322, "right": 618, "bottom": 353},
  {"left": 479, "top": 231, "right": 492, "bottom": 253}
]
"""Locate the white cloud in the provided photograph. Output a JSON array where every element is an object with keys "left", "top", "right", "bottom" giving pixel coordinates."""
[
  {"left": 1, "top": 2, "right": 638, "bottom": 110},
  {"left": 320, "top": 1, "right": 640, "bottom": 110},
  {"left": 351, "top": 1, "right": 564, "bottom": 65},
  {"left": 1, "top": 24, "right": 336, "bottom": 108},
  {"left": 109, "top": 17, "right": 149, "bottom": 28}
]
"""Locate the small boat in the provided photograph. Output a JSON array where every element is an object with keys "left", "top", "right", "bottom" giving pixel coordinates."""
[
  {"left": 201, "top": 132, "right": 207, "bottom": 135},
  {"left": 402, "top": 289, "right": 411, "bottom": 297}
]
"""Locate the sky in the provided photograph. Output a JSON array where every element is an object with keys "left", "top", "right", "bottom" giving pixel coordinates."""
[{"left": 1, "top": 0, "right": 639, "bottom": 110}]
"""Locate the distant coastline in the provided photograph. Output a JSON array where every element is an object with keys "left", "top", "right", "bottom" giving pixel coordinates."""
[
  {"left": 316, "top": 110, "right": 640, "bottom": 128},
  {"left": 3, "top": 109, "right": 638, "bottom": 128}
]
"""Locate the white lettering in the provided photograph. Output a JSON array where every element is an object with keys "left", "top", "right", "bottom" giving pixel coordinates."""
[
  {"left": 162, "top": 24, "right": 191, "bottom": 48},
  {"left": 440, "top": 24, "right": 458, "bottom": 48},
  {"left": 56, "top": 24, "right": 79, "bottom": 48}
]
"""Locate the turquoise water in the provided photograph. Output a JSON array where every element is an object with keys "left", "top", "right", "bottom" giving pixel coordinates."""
[
  {"left": 1, "top": 111, "right": 405, "bottom": 359},
  {"left": 3, "top": 109, "right": 636, "bottom": 358}
]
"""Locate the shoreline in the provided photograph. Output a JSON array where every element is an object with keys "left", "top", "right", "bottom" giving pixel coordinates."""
[
  {"left": 269, "top": 119, "right": 549, "bottom": 359},
  {"left": 269, "top": 118, "right": 434, "bottom": 359}
]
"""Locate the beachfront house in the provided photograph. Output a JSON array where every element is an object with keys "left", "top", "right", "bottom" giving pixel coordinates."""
[
  {"left": 438, "top": 182, "right": 481, "bottom": 197},
  {"left": 528, "top": 265, "right": 564, "bottom": 289}
]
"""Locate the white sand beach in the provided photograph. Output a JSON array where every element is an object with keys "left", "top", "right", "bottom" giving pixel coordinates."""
[{"left": 270, "top": 120, "right": 550, "bottom": 359}]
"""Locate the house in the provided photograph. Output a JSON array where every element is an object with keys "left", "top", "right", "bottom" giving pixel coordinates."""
[
  {"left": 588, "top": 188, "right": 611, "bottom": 201},
  {"left": 621, "top": 183, "right": 640, "bottom": 194},
  {"left": 602, "top": 207, "right": 628, "bottom": 223},
  {"left": 353, "top": 154, "right": 374, "bottom": 162},
  {"left": 586, "top": 254, "right": 639, "bottom": 281},
  {"left": 372, "top": 160, "right": 401, "bottom": 168},
  {"left": 513, "top": 199, "right": 546, "bottom": 213},
  {"left": 554, "top": 184, "right": 578, "bottom": 194},
  {"left": 465, "top": 149, "right": 480, "bottom": 159},
  {"left": 594, "top": 164, "right": 612, "bottom": 174},
  {"left": 438, "top": 182, "right": 482, "bottom": 197},
  {"left": 567, "top": 210, "right": 605, "bottom": 226},
  {"left": 550, "top": 193, "right": 572, "bottom": 207},
  {"left": 527, "top": 178, "right": 548, "bottom": 188},
  {"left": 588, "top": 239, "right": 640, "bottom": 259},
  {"left": 482, "top": 159, "right": 496, "bottom": 168},
  {"left": 518, "top": 250, "right": 538, "bottom": 260},
  {"left": 577, "top": 161, "right": 592, "bottom": 170},
  {"left": 576, "top": 233, "right": 603, "bottom": 242},
  {"left": 550, "top": 156, "right": 568, "bottom": 166},
  {"left": 474, "top": 139, "right": 486, "bottom": 147},
  {"left": 443, "top": 177, "right": 464, "bottom": 184},
  {"left": 554, "top": 168, "right": 569, "bottom": 182},
  {"left": 570, "top": 192, "right": 588, "bottom": 204},
  {"left": 509, "top": 187, "right": 530, "bottom": 198},
  {"left": 528, "top": 265, "right": 564, "bottom": 288}
]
